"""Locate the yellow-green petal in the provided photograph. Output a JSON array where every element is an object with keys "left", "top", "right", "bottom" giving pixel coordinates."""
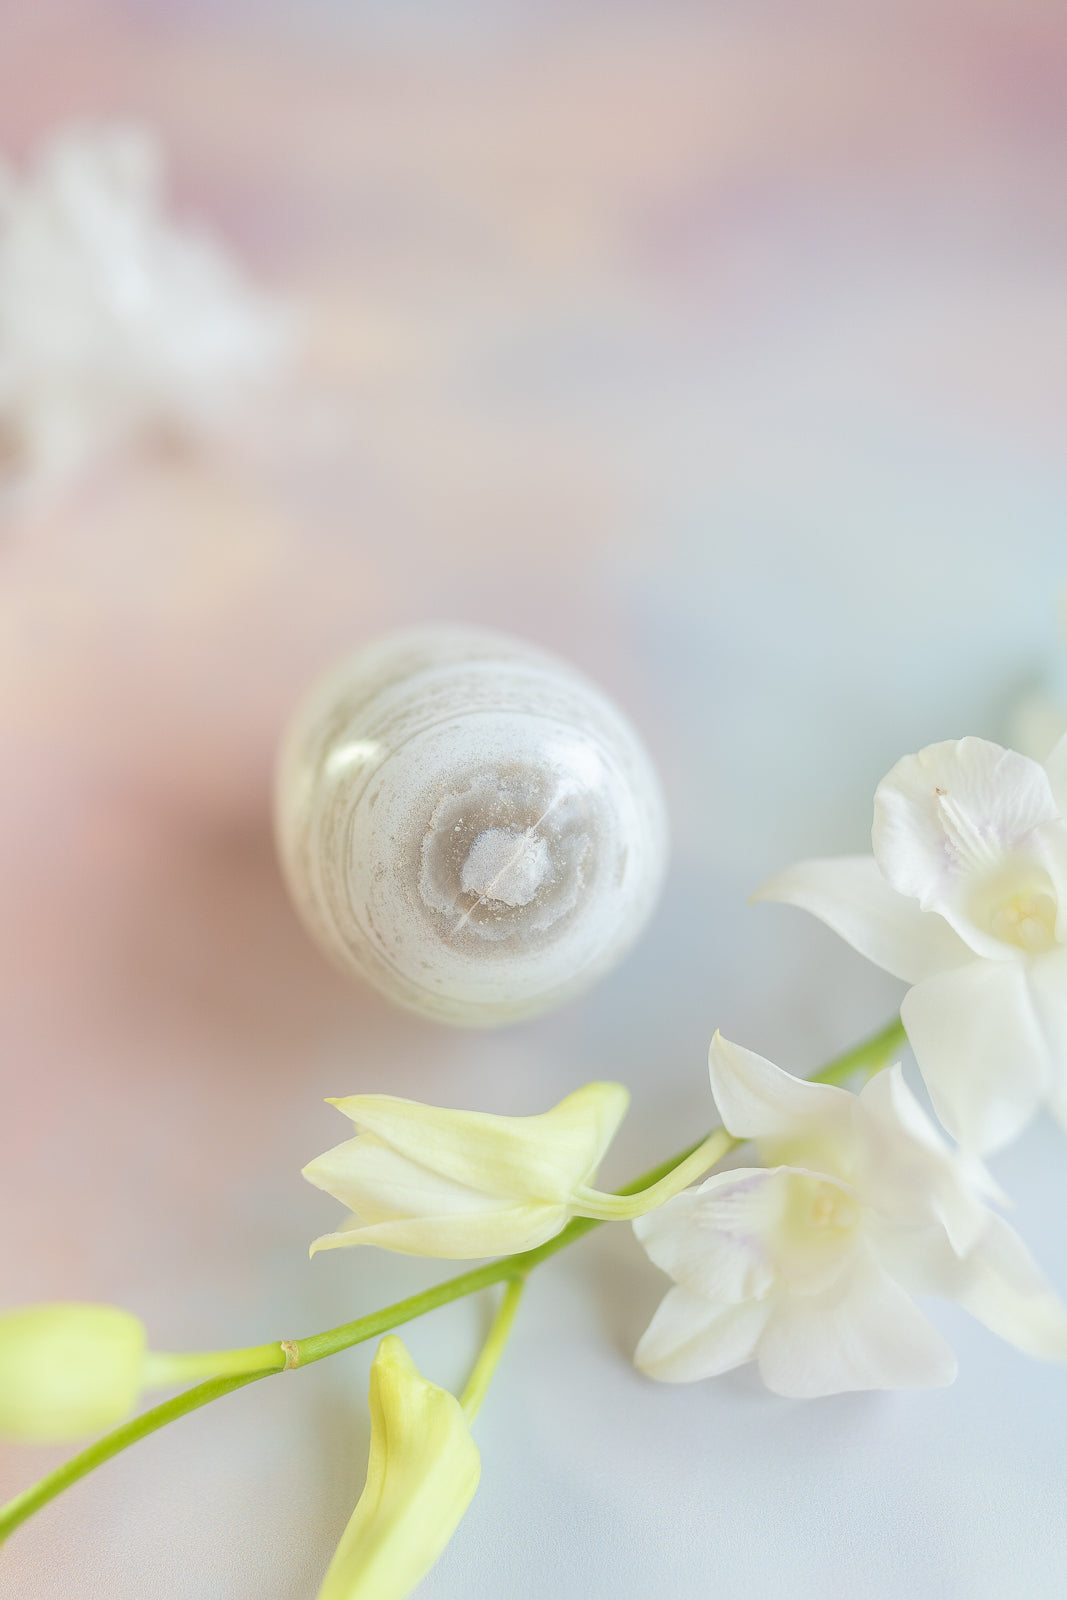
[
  {"left": 317, "top": 1336, "right": 480, "bottom": 1600},
  {"left": 324, "top": 1081, "right": 629, "bottom": 1204}
]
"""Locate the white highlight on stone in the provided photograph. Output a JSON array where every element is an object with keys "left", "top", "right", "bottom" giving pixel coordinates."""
[{"left": 460, "top": 828, "right": 551, "bottom": 908}]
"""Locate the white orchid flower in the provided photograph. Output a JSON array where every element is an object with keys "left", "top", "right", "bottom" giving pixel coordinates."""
[
  {"left": 756, "top": 734, "right": 1067, "bottom": 1153},
  {"left": 633, "top": 1034, "right": 1067, "bottom": 1398},
  {"left": 316, "top": 1335, "right": 480, "bottom": 1600},
  {"left": 304, "top": 1082, "right": 654, "bottom": 1260}
]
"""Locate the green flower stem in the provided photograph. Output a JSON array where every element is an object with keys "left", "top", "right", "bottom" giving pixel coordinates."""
[
  {"left": 142, "top": 1345, "right": 288, "bottom": 1388},
  {"left": 812, "top": 1014, "right": 906, "bottom": 1087},
  {"left": 572, "top": 1127, "right": 736, "bottom": 1220},
  {"left": 0, "top": 1369, "right": 278, "bottom": 1545},
  {"left": 0, "top": 1012, "right": 904, "bottom": 1547},
  {"left": 460, "top": 1278, "right": 526, "bottom": 1423}
]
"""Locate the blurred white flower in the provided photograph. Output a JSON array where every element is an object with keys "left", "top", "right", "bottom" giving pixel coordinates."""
[
  {"left": 1006, "top": 592, "right": 1067, "bottom": 763},
  {"left": 0, "top": 122, "right": 291, "bottom": 506},
  {"left": 304, "top": 1082, "right": 632, "bottom": 1259},
  {"left": 316, "top": 1335, "right": 480, "bottom": 1600},
  {"left": 756, "top": 735, "right": 1067, "bottom": 1153},
  {"left": 633, "top": 1034, "right": 1067, "bottom": 1398}
]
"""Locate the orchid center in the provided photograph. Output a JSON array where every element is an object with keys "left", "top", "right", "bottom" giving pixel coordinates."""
[
  {"left": 781, "top": 1174, "right": 860, "bottom": 1237},
  {"left": 971, "top": 865, "right": 1059, "bottom": 955},
  {"left": 772, "top": 1173, "right": 862, "bottom": 1289},
  {"left": 988, "top": 888, "right": 1058, "bottom": 954}
]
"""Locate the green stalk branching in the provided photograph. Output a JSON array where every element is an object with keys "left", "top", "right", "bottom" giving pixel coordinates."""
[{"left": 0, "top": 1013, "right": 906, "bottom": 1546}]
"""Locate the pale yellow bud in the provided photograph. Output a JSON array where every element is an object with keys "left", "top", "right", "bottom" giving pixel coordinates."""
[
  {"left": 0, "top": 1303, "right": 147, "bottom": 1442},
  {"left": 316, "top": 1336, "right": 480, "bottom": 1600},
  {"left": 303, "top": 1081, "right": 631, "bottom": 1260}
]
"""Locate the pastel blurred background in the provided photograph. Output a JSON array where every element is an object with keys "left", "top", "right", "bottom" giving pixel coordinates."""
[{"left": 2, "top": 2, "right": 1067, "bottom": 1597}]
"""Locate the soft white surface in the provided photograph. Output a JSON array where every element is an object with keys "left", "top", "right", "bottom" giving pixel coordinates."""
[{"left": 2, "top": 4, "right": 1067, "bottom": 1598}]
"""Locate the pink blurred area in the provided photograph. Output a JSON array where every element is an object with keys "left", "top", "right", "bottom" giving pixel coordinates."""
[{"left": 2, "top": 4, "right": 1067, "bottom": 1598}]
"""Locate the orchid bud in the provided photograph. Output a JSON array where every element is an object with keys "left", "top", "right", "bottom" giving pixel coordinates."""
[
  {"left": 0, "top": 1303, "right": 147, "bottom": 1442},
  {"left": 316, "top": 1336, "right": 480, "bottom": 1600},
  {"left": 303, "top": 1081, "right": 631, "bottom": 1260}
]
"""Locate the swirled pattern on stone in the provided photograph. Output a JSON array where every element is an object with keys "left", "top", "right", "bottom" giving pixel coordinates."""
[{"left": 274, "top": 626, "right": 669, "bottom": 1026}]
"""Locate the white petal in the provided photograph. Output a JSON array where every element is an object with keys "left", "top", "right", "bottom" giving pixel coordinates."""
[
  {"left": 1027, "top": 945, "right": 1067, "bottom": 1133},
  {"left": 950, "top": 1218, "right": 1067, "bottom": 1360},
  {"left": 310, "top": 1202, "right": 569, "bottom": 1260},
  {"left": 901, "top": 959, "right": 1053, "bottom": 1153},
  {"left": 633, "top": 1170, "right": 780, "bottom": 1303},
  {"left": 708, "top": 1033, "right": 855, "bottom": 1147},
  {"left": 635, "top": 1165, "right": 860, "bottom": 1303},
  {"left": 1043, "top": 730, "right": 1067, "bottom": 815},
  {"left": 873, "top": 738, "right": 1060, "bottom": 955},
  {"left": 889, "top": 1215, "right": 1067, "bottom": 1362},
  {"left": 303, "top": 1136, "right": 508, "bottom": 1225},
  {"left": 857, "top": 1063, "right": 946, "bottom": 1160},
  {"left": 754, "top": 855, "right": 971, "bottom": 984},
  {"left": 855, "top": 1067, "right": 990, "bottom": 1254},
  {"left": 755, "top": 1255, "right": 957, "bottom": 1397},
  {"left": 634, "top": 1287, "right": 770, "bottom": 1383},
  {"left": 1035, "top": 735, "right": 1067, "bottom": 930}
]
